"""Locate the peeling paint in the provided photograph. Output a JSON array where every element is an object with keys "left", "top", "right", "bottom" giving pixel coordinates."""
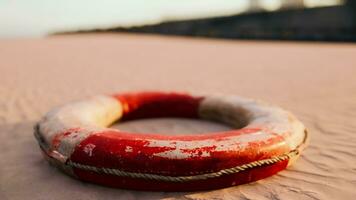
[
  {"left": 125, "top": 146, "right": 133, "bottom": 153},
  {"left": 83, "top": 143, "right": 96, "bottom": 157}
]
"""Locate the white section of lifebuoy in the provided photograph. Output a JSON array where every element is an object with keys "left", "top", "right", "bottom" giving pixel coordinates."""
[
  {"left": 37, "top": 95, "right": 122, "bottom": 161},
  {"left": 199, "top": 95, "right": 306, "bottom": 151}
]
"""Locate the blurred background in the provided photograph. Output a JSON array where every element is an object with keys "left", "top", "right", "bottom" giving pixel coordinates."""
[{"left": 0, "top": 0, "right": 355, "bottom": 41}]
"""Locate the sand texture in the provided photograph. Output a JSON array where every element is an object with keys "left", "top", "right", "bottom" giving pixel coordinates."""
[{"left": 0, "top": 34, "right": 356, "bottom": 200}]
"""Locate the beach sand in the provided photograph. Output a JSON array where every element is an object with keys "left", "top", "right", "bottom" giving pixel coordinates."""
[{"left": 0, "top": 34, "right": 356, "bottom": 200}]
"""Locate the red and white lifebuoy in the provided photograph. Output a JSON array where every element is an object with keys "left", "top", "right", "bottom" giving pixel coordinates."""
[{"left": 34, "top": 92, "right": 308, "bottom": 191}]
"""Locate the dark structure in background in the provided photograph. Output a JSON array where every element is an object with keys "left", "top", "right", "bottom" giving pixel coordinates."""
[{"left": 69, "top": 1, "right": 356, "bottom": 42}]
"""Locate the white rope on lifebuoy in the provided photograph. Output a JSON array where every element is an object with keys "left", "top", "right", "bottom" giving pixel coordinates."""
[{"left": 64, "top": 148, "right": 304, "bottom": 182}]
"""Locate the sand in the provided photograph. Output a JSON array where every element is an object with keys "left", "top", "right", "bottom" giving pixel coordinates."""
[{"left": 0, "top": 34, "right": 356, "bottom": 200}]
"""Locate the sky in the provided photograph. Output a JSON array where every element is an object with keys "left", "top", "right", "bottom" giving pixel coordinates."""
[{"left": 0, "top": 0, "right": 344, "bottom": 38}]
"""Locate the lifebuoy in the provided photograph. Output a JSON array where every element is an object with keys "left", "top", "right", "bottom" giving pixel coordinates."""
[{"left": 34, "top": 92, "right": 308, "bottom": 191}]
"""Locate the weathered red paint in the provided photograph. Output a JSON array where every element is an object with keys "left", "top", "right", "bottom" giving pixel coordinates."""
[{"left": 70, "top": 129, "right": 288, "bottom": 177}]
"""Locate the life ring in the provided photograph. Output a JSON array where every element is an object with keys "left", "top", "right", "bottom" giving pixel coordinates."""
[{"left": 34, "top": 92, "right": 308, "bottom": 191}]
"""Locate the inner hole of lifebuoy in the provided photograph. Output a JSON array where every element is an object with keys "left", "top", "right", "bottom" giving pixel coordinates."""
[
  {"left": 111, "top": 118, "right": 232, "bottom": 135},
  {"left": 109, "top": 93, "right": 248, "bottom": 135}
]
